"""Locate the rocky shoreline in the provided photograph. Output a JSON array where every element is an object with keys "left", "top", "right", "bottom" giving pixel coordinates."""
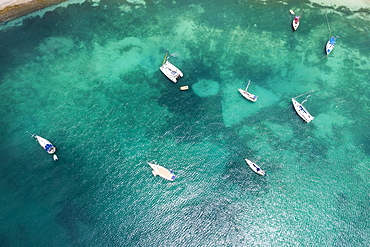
[{"left": 0, "top": 0, "right": 67, "bottom": 22}]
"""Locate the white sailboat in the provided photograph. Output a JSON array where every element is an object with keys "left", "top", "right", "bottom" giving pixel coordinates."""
[
  {"left": 325, "top": 32, "right": 341, "bottom": 55},
  {"left": 292, "top": 90, "right": 314, "bottom": 123},
  {"left": 28, "top": 132, "right": 58, "bottom": 160},
  {"left": 238, "top": 81, "right": 258, "bottom": 102},
  {"left": 147, "top": 161, "right": 176, "bottom": 181},
  {"left": 245, "top": 159, "right": 266, "bottom": 176}
]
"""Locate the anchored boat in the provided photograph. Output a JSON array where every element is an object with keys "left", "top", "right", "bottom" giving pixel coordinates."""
[
  {"left": 292, "top": 16, "right": 300, "bottom": 31},
  {"left": 147, "top": 161, "right": 176, "bottom": 181},
  {"left": 238, "top": 81, "right": 258, "bottom": 102},
  {"left": 245, "top": 159, "right": 266, "bottom": 176},
  {"left": 325, "top": 32, "right": 341, "bottom": 55},
  {"left": 292, "top": 90, "right": 314, "bottom": 123},
  {"left": 28, "top": 132, "right": 58, "bottom": 160},
  {"left": 290, "top": 9, "right": 303, "bottom": 31},
  {"left": 159, "top": 51, "right": 183, "bottom": 83}
]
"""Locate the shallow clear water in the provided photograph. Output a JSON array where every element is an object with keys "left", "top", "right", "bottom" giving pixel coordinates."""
[{"left": 0, "top": 0, "right": 369, "bottom": 246}]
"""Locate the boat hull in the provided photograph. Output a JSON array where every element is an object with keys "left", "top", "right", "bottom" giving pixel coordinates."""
[
  {"left": 159, "top": 61, "right": 183, "bottom": 83},
  {"left": 147, "top": 162, "right": 176, "bottom": 181},
  {"left": 35, "top": 135, "right": 56, "bottom": 154},
  {"left": 292, "top": 17, "right": 300, "bottom": 31},
  {"left": 238, "top": 88, "right": 257, "bottom": 102},
  {"left": 245, "top": 159, "right": 265, "bottom": 176},
  {"left": 326, "top": 37, "right": 336, "bottom": 54},
  {"left": 292, "top": 98, "right": 314, "bottom": 123}
]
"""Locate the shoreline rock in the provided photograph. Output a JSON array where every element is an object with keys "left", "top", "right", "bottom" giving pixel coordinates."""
[{"left": 0, "top": 0, "right": 68, "bottom": 22}]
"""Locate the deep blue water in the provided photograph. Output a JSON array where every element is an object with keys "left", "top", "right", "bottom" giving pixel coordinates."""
[{"left": 0, "top": 0, "right": 369, "bottom": 246}]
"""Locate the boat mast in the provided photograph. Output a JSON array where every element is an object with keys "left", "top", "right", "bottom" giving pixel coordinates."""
[
  {"left": 245, "top": 80, "right": 251, "bottom": 91},
  {"left": 301, "top": 94, "right": 311, "bottom": 105},
  {"left": 26, "top": 131, "right": 35, "bottom": 138},
  {"left": 293, "top": 90, "right": 314, "bottom": 99},
  {"left": 324, "top": 8, "right": 332, "bottom": 37},
  {"left": 162, "top": 50, "right": 169, "bottom": 65}
]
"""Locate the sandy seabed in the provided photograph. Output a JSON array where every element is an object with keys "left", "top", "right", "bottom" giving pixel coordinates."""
[{"left": 310, "top": 0, "right": 370, "bottom": 10}]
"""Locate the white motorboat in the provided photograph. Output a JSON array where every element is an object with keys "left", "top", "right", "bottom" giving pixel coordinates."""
[
  {"left": 238, "top": 81, "right": 257, "bottom": 102},
  {"left": 147, "top": 161, "right": 176, "bottom": 181},
  {"left": 245, "top": 159, "right": 266, "bottom": 176},
  {"left": 292, "top": 90, "right": 314, "bottom": 123},
  {"left": 28, "top": 132, "right": 58, "bottom": 160},
  {"left": 160, "top": 60, "right": 183, "bottom": 83},
  {"left": 292, "top": 16, "right": 300, "bottom": 31}
]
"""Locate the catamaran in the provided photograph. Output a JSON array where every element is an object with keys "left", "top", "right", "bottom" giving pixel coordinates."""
[
  {"left": 238, "top": 81, "right": 258, "bottom": 102},
  {"left": 292, "top": 90, "right": 314, "bottom": 123},
  {"left": 159, "top": 51, "right": 183, "bottom": 83},
  {"left": 245, "top": 159, "right": 266, "bottom": 176},
  {"left": 28, "top": 132, "right": 58, "bottom": 160},
  {"left": 326, "top": 32, "right": 341, "bottom": 55},
  {"left": 147, "top": 161, "right": 176, "bottom": 181}
]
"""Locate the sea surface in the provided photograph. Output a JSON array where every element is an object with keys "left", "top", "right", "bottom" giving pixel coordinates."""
[{"left": 0, "top": 0, "right": 369, "bottom": 246}]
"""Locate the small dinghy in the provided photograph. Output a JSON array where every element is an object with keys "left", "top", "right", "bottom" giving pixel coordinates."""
[
  {"left": 292, "top": 90, "right": 314, "bottom": 123},
  {"left": 159, "top": 51, "right": 183, "bottom": 83},
  {"left": 147, "top": 161, "right": 176, "bottom": 181},
  {"left": 238, "top": 81, "right": 258, "bottom": 102},
  {"left": 180, "top": 85, "right": 189, "bottom": 91},
  {"left": 325, "top": 32, "right": 341, "bottom": 55},
  {"left": 245, "top": 159, "right": 266, "bottom": 176},
  {"left": 28, "top": 132, "right": 58, "bottom": 160}
]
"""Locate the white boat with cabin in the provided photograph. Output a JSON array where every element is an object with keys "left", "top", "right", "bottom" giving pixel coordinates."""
[
  {"left": 28, "top": 132, "right": 58, "bottom": 160},
  {"left": 292, "top": 90, "right": 314, "bottom": 123},
  {"left": 245, "top": 159, "right": 266, "bottom": 176},
  {"left": 160, "top": 60, "right": 183, "bottom": 83},
  {"left": 238, "top": 81, "right": 258, "bottom": 102},
  {"left": 292, "top": 16, "right": 300, "bottom": 31},
  {"left": 147, "top": 161, "right": 176, "bottom": 181},
  {"left": 326, "top": 31, "right": 341, "bottom": 55}
]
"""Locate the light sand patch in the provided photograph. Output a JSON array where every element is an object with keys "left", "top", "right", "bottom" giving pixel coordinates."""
[
  {"left": 119, "top": 4, "right": 132, "bottom": 13},
  {"left": 309, "top": 0, "right": 370, "bottom": 11},
  {"left": 222, "top": 80, "right": 279, "bottom": 127},
  {"left": 175, "top": 19, "right": 196, "bottom": 41},
  {"left": 192, "top": 79, "right": 220, "bottom": 97},
  {"left": 354, "top": 161, "right": 370, "bottom": 185},
  {"left": 312, "top": 111, "right": 352, "bottom": 139},
  {"left": 127, "top": 0, "right": 145, "bottom": 5},
  {"left": 38, "top": 37, "right": 74, "bottom": 55},
  {"left": 265, "top": 122, "right": 294, "bottom": 142}
]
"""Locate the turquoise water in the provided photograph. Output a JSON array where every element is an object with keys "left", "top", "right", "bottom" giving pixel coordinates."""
[{"left": 0, "top": 0, "right": 369, "bottom": 246}]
